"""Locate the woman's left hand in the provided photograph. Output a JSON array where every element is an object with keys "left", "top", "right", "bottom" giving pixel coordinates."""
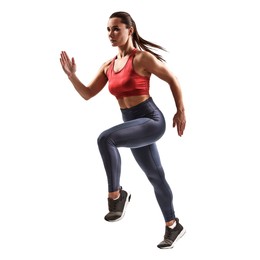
[{"left": 173, "top": 111, "right": 186, "bottom": 136}]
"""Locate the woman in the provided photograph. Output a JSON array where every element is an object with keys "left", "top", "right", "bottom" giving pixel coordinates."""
[{"left": 60, "top": 11, "right": 186, "bottom": 249}]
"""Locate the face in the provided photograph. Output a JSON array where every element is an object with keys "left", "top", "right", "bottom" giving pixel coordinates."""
[{"left": 107, "top": 17, "right": 132, "bottom": 47}]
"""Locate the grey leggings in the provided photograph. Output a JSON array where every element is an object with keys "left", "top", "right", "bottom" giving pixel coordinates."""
[{"left": 97, "top": 97, "right": 175, "bottom": 222}]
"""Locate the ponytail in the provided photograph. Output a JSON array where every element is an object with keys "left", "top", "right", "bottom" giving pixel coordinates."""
[{"left": 109, "top": 11, "right": 167, "bottom": 62}]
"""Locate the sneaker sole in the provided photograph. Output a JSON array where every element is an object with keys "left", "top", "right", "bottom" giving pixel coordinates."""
[
  {"left": 160, "top": 228, "right": 186, "bottom": 249},
  {"left": 107, "top": 192, "right": 131, "bottom": 222}
]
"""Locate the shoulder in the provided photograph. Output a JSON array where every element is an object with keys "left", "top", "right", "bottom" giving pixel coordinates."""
[
  {"left": 134, "top": 49, "right": 159, "bottom": 64},
  {"left": 134, "top": 50, "right": 171, "bottom": 78},
  {"left": 102, "top": 58, "right": 113, "bottom": 68},
  {"left": 101, "top": 58, "right": 113, "bottom": 74}
]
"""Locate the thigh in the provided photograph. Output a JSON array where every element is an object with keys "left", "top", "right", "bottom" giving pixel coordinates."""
[{"left": 99, "top": 117, "right": 164, "bottom": 149}]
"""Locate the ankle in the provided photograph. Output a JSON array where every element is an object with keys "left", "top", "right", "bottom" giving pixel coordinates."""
[
  {"left": 166, "top": 219, "right": 176, "bottom": 229},
  {"left": 108, "top": 190, "right": 120, "bottom": 200}
]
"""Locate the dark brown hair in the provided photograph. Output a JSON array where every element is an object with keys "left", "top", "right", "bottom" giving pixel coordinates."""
[{"left": 109, "top": 11, "right": 167, "bottom": 62}]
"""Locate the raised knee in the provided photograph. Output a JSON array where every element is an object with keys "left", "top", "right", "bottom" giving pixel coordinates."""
[
  {"left": 97, "top": 132, "right": 106, "bottom": 146},
  {"left": 97, "top": 131, "right": 113, "bottom": 148}
]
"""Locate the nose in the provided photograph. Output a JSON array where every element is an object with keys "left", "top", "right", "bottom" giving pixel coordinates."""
[{"left": 108, "top": 30, "right": 113, "bottom": 37}]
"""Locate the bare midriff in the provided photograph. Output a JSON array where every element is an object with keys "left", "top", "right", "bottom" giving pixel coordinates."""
[{"left": 117, "top": 95, "right": 150, "bottom": 109}]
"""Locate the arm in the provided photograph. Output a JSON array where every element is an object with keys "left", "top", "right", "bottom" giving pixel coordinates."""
[
  {"left": 60, "top": 51, "right": 109, "bottom": 100},
  {"left": 140, "top": 52, "right": 186, "bottom": 136}
]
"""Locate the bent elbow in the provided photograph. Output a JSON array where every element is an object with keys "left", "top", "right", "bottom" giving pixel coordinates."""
[
  {"left": 81, "top": 87, "right": 93, "bottom": 101},
  {"left": 82, "top": 93, "right": 91, "bottom": 101}
]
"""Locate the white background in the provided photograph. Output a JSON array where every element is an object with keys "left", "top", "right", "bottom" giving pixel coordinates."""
[{"left": 0, "top": 0, "right": 259, "bottom": 259}]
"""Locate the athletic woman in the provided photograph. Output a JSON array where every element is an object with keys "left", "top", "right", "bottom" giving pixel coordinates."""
[{"left": 60, "top": 11, "right": 186, "bottom": 249}]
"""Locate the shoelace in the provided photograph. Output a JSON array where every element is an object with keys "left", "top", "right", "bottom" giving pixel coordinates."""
[
  {"left": 108, "top": 199, "right": 118, "bottom": 211},
  {"left": 108, "top": 192, "right": 125, "bottom": 212},
  {"left": 164, "top": 228, "right": 172, "bottom": 239}
]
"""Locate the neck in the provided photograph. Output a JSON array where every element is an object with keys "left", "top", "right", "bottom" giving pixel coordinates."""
[{"left": 117, "top": 45, "right": 135, "bottom": 58}]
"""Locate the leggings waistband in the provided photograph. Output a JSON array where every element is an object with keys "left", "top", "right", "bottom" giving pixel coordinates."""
[{"left": 120, "top": 97, "right": 160, "bottom": 118}]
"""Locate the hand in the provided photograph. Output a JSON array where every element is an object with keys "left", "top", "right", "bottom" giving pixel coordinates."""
[
  {"left": 173, "top": 111, "right": 186, "bottom": 136},
  {"left": 60, "top": 51, "right": 76, "bottom": 77}
]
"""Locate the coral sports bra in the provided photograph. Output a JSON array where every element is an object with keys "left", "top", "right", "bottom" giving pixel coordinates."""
[{"left": 106, "top": 49, "right": 150, "bottom": 99}]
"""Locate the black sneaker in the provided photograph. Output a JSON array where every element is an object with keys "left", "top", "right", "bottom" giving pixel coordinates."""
[
  {"left": 157, "top": 218, "right": 186, "bottom": 249},
  {"left": 104, "top": 189, "right": 131, "bottom": 222}
]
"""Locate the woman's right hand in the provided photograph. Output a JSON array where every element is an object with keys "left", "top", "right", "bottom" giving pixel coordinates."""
[{"left": 60, "top": 51, "right": 76, "bottom": 78}]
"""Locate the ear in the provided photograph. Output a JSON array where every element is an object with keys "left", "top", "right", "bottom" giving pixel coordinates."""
[{"left": 129, "top": 26, "right": 134, "bottom": 36}]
